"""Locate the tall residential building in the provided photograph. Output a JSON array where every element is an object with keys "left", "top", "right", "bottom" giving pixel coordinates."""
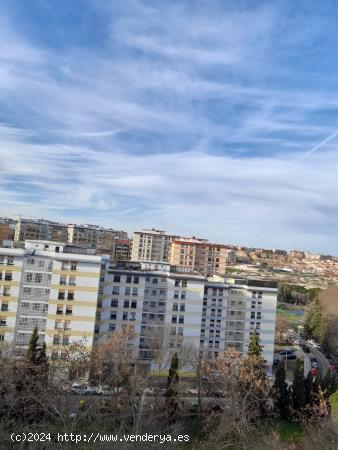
[
  {"left": 169, "top": 240, "right": 237, "bottom": 276},
  {"left": 0, "top": 218, "right": 16, "bottom": 245},
  {"left": 14, "top": 218, "right": 68, "bottom": 243},
  {"left": 96, "top": 261, "right": 277, "bottom": 367},
  {"left": 1, "top": 241, "right": 277, "bottom": 368},
  {"left": 67, "top": 224, "right": 128, "bottom": 250},
  {"left": 0, "top": 241, "right": 109, "bottom": 358},
  {"left": 131, "top": 229, "right": 207, "bottom": 263}
]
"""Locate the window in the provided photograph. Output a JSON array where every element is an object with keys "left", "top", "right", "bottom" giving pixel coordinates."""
[
  {"left": 211, "top": 309, "right": 215, "bottom": 316},
  {"left": 58, "top": 291, "right": 65, "bottom": 300},
  {"left": 69, "top": 277, "right": 76, "bottom": 286},
  {"left": 251, "top": 312, "right": 255, "bottom": 319},
  {"left": 130, "top": 312, "right": 136, "bottom": 321},
  {"left": 180, "top": 304, "right": 185, "bottom": 312},
  {"left": 0, "top": 302, "right": 8, "bottom": 312},
  {"left": 124, "top": 300, "right": 129, "bottom": 308},
  {"left": 62, "top": 336, "right": 69, "bottom": 345},
  {"left": 0, "top": 318, "right": 6, "bottom": 326},
  {"left": 173, "top": 303, "right": 178, "bottom": 312},
  {"left": 257, "top": 312, "right": 261, "bottom": 319},
  {"left": 179, "top": 316, "right": 184, "bottom": 324},
  {"left": 113, "top": 275, "right": 121, "bottom": 282},
  {"left": 60, "top": 276, "right": 67, "bottom": 285},
  {"left": 131, "top": 301, "right": 137, "bottom": 309},
  {"left": 110, "top": 312, "right": 117, "bottom": 320},
  {"left": 182, "top": 280, "right": 187, "bottom": 287},
  {"left": 123, "top": 312, "right": 128, "bottom": 320},
  {"left": 217, "top": 309, "right": 222, "bottom": 316},
  {"left": 125, "top": 287, "right": 131, "bottom": 295},
  {"left": 70, "top": 262, "right": 77, "bottom": 271},
  {"left": 160, "top": 289, "right": 165, "bottom": 295},
  {"left": 34, "top": 273, "right": 42, "bottom": 283},
  {"left": 25, "top": 273, "right": 33, "bottom": 282},
  {"left": 134, "top": 276, "right": 139, "bottom": 284},
  {"left": 111, "top": 300, "right": 118, "bottom": 307},
  {"left": 152, "top": 278, "right": 158, "bottom": 284},
  {"left": 172, "top": 316, "right": 177, "bottom": 323},
  {"left": 67, "top": 292, "right": 74, "bottom": 300},
  {"left": 151, "top": 289, "right": 157, "bottom": 296},
  {"left": 178, "top": 327, "right": 183, "bottom": 336},
  {"left": 132, "top": 288, "right": 138, "bottom": 296},
  {"left": 56, "top": 306, "right": 63, "bottom": 315},
  {"left": 99, "top": 288, "right": 104, "bottom": 295},
  {"left": 109, "top": 324, "right": 116, "bottom": 331},
  {"left": 181, "top": 292, "right": 186, "bottom": 299},
  {"left": 126, "top": 275, "right": 132, "bottom": 283},
  {"left": 174, "top": 291, "right": 179, "bottom": 299},
  {"left": 112, "top": 287, "right": 120, "bottom": 295},
  {"left": 53, "top": 335, "right": 60, "bottom": 345},
  {"left": 175, "top": 280, "right": 180, "bottom": 287}
]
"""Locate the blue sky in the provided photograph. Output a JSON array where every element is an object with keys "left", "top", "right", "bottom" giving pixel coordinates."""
[{"left": 1, "top": 0, "right": 338, "bottom": 254}]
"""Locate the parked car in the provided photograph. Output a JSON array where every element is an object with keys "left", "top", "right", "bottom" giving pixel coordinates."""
[
  {"left": 279, "top": 348, "right": 294, "bottom": 355},
  {"left": 273, "top": 357, "right": 280, "bottom": 366},
  {"left": 323, "top": 351, "right": 332, "bottom": 360},
  {"left": 71, "top": 383, "right": 94, "bottom": 395},
  {"left": 310, "top": 357, "right": 318, "bottom": 369},
  {"left": 308, "top": 339, "right": 320, "bottom": 348},
  {"left": 283, "top": 354, "right": 296, "bottom": 360},
  {"left": 301, "top": 344, "right": 310, "bottom": 353}
]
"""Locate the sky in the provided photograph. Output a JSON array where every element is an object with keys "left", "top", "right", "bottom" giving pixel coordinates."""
[{"left": 1, "top": 0, "right": 338, "bottom": 254}]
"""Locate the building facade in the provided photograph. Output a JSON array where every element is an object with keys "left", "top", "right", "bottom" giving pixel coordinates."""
[
  {"left": 14, "top": 218, "right": 68, "bottom": 243},
  {"left": 0, "top": 241, "right": 109, "bottom": 358},
  {"left": 169, "top": 240, "right": 236, "bottom": 276},
  {"left": 96, "top": 261, "right": 277, "bottom": 367},
  {"left": 1, "top": 242, "right": 277, "bottom": 368}
]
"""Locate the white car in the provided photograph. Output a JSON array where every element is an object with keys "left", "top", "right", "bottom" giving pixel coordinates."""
[
  {"left": 308, "top": 339, "right": 320, "bottom": 348},
  {"left": 71, "top": 383, "right": 94, "bottom": 395}
]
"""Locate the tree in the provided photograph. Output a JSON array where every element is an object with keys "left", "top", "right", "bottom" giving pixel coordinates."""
[
  {"left": 304, "top": 298, "right": 324, "bottom": 342},
  {"left": 247, "top": 331, "right": 263, "bottom": 357},
  {"left": 321, "top": 371, "right": 338, "bottom": 398},
  {"left": 27, "top": 326, "right": 39, "bottom": 365},
  {"left": 329, "top": 389, "right": 338, "bottom": 426},
  {"left": 275, "top": 317, "right": 289, "bottom": 344},
  {"left": 165, "top": 352, "right": 179, "bottom": 424},
  {"left": 291, "top": 359, "right": 307, "bottom": 415},
  {"left": 272, "top": 361, "right": 290, "bottom": 419}
]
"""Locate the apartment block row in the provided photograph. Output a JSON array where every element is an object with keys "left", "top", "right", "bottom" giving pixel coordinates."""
[
  {"left": 0, "top": 218, "right": 130, "bottom": 263},
  {"left": 131, "top": 228, "right": 236, "bottom": 276},
  {"left": 0, "top": 241, "right": 277, "bottom": 367}
]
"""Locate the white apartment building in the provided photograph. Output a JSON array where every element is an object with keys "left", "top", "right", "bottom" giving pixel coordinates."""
[
  {"left": 1, "top": 241, "right": 277, "bottom": 369},
  {"left": 0, "top": 241, "right": 109, "bottom": 358},
  {"left": 96, "top": 262, "right": 277, "bottom": 368}
]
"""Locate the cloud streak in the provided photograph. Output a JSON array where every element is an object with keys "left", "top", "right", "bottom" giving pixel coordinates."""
[{"left": 0, "top": 0, "right": 338, "bottom": 254}]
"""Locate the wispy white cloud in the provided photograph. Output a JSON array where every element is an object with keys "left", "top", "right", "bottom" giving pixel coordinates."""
[{"left": 0, "top": 0, "right": 338, "bottom": 253}]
